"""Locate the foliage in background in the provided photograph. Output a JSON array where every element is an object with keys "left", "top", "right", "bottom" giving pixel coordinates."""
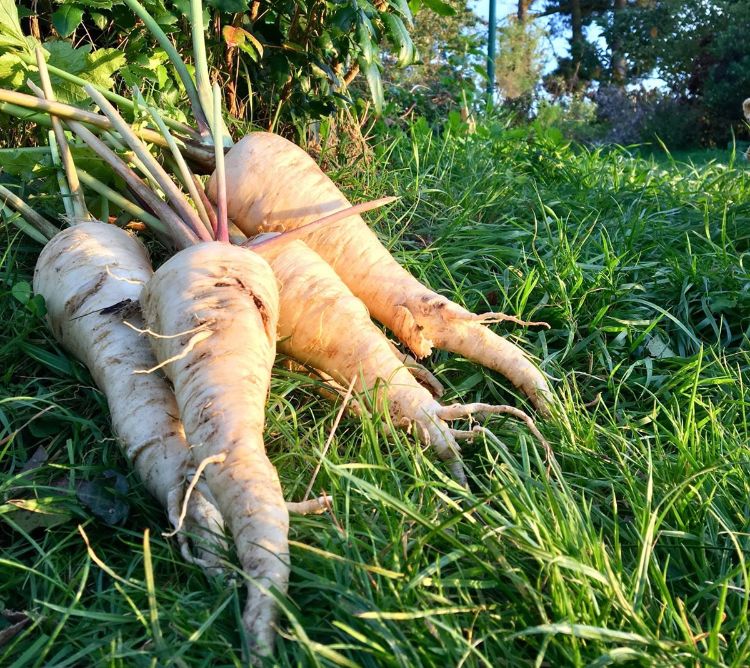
[
  {"left": 596, "top": 0, "right": 750, "bottom": 145},
  {"left": 6, "top": 0, "right": 465, "bottom": 133},
  {"left": 379, "top": 0, "right": 483, "bottom": 128},
  {"left": 494, "top": 15, "right": 545, "bottom": 118}
]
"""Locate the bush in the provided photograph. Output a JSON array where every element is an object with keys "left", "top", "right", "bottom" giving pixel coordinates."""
[
  {"left": 11, "top": 0, "right": 459, "bottom": 133},
  {"left": 594, "top": 85, "right": 704, "bottom": 149},
  {"left": 534, "top": 96, "right": 601, "bottom": 144}
]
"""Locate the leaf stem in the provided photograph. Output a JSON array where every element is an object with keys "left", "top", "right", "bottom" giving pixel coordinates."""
[
  {"left": 64, "top": 119, "right": 199, "bottom": 249},
  {"left": 0, "top": 183, "right": 59, "bottom": 240},
  {"left": 211, "top": 83, "right": 228, "bottom": 243},
  {"left": 247, "top": 197, "right": 399, "bottom": 250},
  {"left": 33, "top": 49, "right": 90, "bottom": 221},
  {"left": 0, "top": 88, "right": 215, "bottom": 168},
  {"left": 84, "top": 85, "right": 210, "bottom": 241},
  {"left": 145, "top": 104, "right": 214, "bottom": 237},
  {"left": 0, "top": 205, "right": 52, "bottom": 244},
  {"left": 48, "top": 132, "right": 75, "bottom": 220},
  {"left": 77, "top": 169, "right": 168, "bottom": 236},
  {"left": 123, "top": 0, "right": 211, "bottom": 137},
  {"left": 19, "top": 51, "right": 201, "bottom": 142}
]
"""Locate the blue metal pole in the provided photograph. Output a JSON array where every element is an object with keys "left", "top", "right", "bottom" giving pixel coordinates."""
[{"left": 487, "top": 0, "right": 497, "bottom": 104}]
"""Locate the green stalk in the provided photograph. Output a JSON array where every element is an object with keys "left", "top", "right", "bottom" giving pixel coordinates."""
[
  {"left": 0, "top": 143, "right": 166, "bottom": 235},
  {"left": 211, "top": 83, "right": 228, "bottom": 243},
  {"left": 191, "top": 172, "right": 218, "bottom": 237},
  {"left": 102, "top": 131, "right": 165, "bottom": 199},
  {"left": 99, "top": 192, "right": 109, "bottom": 223},
  {"left": 0, "top": 101, "right": 54, "bottom": 127},
  {"left": 0, "top": 183, "right": 59, "bottom": 240},
  {"left": 190, "top": 0, "right": 212, "bottom": 128},
  {"left": 0, "top": 204, "right": 52, "bottom": 244},
  {"left": 85, "top": 85, "right": 209, "bottom": 241},
  {"left": 18, "top": 52, "right": 201, "bottom": 142},
  {"left": 0, "top": 88, "right": 216, "bottom": 169},
  {"left": 189, "top": 0, "right": 232, "bottom": 146},
  {"left": 147, "top": 105, "right": 214, "bottom": 236},
  {"left": 64, "top": 118, "right": 199, "bottom": 249},
  {"left": 33, "top": 50, "right": 90, "bottom": 221},
  {"left": 78, "top": 169, "right": 167, "bottom": 236},
  {"left": 0, "top": 88, "right": 110, "bottom": 127},
  {"left": 122, "top": 0, "right": 211, "bottom": 137},
  {"left": 48, "top": 132, "right": 75, "bottom": 220}
]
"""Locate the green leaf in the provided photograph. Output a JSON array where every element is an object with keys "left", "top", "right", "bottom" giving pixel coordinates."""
[
  {"left": 19, "top": 341, "right": 77, "bottom": 377},
  {"left": 69, "top": 0, "right": 113, "bottom": 7},
  {"left": 76, "top": 471, "right": 129, "bottom": 526},
  {"left": 11, "top": 281, "right": 31, "bottom": 305},
  {"left": 389, "top": 0, "right": 414, "bottom": 27},
  {"left": 51, "top": 5, "right": 84, "bottom": 38},
  {"left": 208, "top": 0, "right": 249, "bottom": 12},
  {"left": 0, "top": 53, "right": 26, "bottom": 88},
  {"left": 2, "top": 499, "right": 73, "bottom": 532},
  {"left": 332, "top": 6, "right": 357, "bottom": 31},
  {"left": 357, "top": 13, "right": 377, "bottom": 65},
  {"left": 84, "top": 48, "right": 127, "bottom": 89},
  {"left": 359, "top": 58, "right": 383, "bottom": 114},
  {"left": 223, "top": 25, "right": 264, "bottom": 62},
  {"left": 90, "top": 12, "right": 108, "bottom": 30},
  {"left": 26, "top": 293, "right": 46, "bottom": 318},
  {"left": 421, "top": 0, "right": 456, "bottom": 16},
  {"left": 0, "top": 0, "right": 30, "bottom": 52},
  {"left": 382, "top": 13, "right": 415, "bottom": 68}
]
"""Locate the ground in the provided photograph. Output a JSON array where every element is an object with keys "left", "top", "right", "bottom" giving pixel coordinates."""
[{"left": 1, "top": 121, "right": 749, "bottom": 666}]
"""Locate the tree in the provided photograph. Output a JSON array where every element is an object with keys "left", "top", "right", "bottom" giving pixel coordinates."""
[
  {"left": 600, "top": 0, "right": 750, "bottom": 142},
  {"left": 495, "top": 16, "right": 545, "bottom": 110},
  {"left": 535, "top": 0, "right": 610, "bottom": 91},
  {"left": 380, "top": 0, "right": 484, "bottom": 124}
]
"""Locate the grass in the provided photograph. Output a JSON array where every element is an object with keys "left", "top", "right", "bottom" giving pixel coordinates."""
[{"left": 1, "top": 120, "right": 750, "bottom": 666}]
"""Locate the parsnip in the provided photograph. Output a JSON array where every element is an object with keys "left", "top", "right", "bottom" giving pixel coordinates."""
[
  {"left": 211, "top": 132, "right": 552, "bottom": 414},
  {"left": 32, "top": 223, "right": 225, "bottom": 566},
  {"left": 140, "top": 242, "right": 285, "bottom": 655},
  {"left": 261, "top": 240, "right": 547, "bottom": 484}
]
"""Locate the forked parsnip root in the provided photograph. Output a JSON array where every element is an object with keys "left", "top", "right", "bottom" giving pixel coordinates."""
[
  {"left": 259, "top": 240, "right": 548, "bottom": 484},
  {"left": 32, "top": 223, "right": 226, "bottom": 568},
  {"left": 140, "top": 242, "right": 286, "bottom": 656},
  {"left": 210, "top": 132, "right": 552, "bottom": 415}
]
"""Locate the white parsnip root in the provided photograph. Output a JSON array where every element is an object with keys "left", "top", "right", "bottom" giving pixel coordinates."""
[
  {"left": 260, "top": 240, "right": 547, "bottom": 484},
  {"left": 211, "top": 132, "right": 553, "bottom": 415},
  {"left": 140, "top": 242, "right": 285, "bottom": 656},
  {"left": 32, "top": 223, "right": 226, "bottom": 567}
]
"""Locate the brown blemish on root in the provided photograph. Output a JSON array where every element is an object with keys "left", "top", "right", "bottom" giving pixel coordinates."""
[{"left": 64, "top": 273, "right": 105, "bottom": 317}]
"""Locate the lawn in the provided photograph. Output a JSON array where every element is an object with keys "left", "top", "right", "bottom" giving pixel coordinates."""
[{"left": 2, "top": 120, "right": 750, "bottom": 666}]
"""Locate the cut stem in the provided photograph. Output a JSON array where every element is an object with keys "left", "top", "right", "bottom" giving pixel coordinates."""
[
  {"left": 122, "top": 0, "right": 211, "bottom": 136},
  {"left": 64, "top": 119, "right": 198, "bottom": 249},
  {"left": 19, "top": 51, "right": 201, "bottom": 141},
  {"left": 85, "top": 85, "right": 210, "bottom": 242},
  {"left": 247, "top": 196, "right": 399, "bottom": 250},
  {"left": 0, "top": 183, "right": 59, "bottom": 240},
  {"left": 0, "top": 88, "right": 215, "bottom": 168},
  {"left": 190, "top": 0, "right": 215, "bottom": 134},
  {"left": 0, "top": 204, "right": 53, "bottom": 244},
  {"left": 78, "top": 169, "right": 167, "bottom": 235},
  {"left": 33, "top": 50, "right": 90, "bottom": 221},
  {"left": 211, "top": 83, "right": 228, "bottom": 243},
  {"left": 48, "top": 132, "right": 75, "bottom": 220},
  {"left": 146, "top": 105, "right": 213, "bottom": 236},
  {"left": 192, "top": 173, "right": 218, "bottom": 238}
]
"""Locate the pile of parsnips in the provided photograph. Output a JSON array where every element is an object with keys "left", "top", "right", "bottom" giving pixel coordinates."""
[{"left": 1, "top": 11, "right": 553, "bottom": 662}]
